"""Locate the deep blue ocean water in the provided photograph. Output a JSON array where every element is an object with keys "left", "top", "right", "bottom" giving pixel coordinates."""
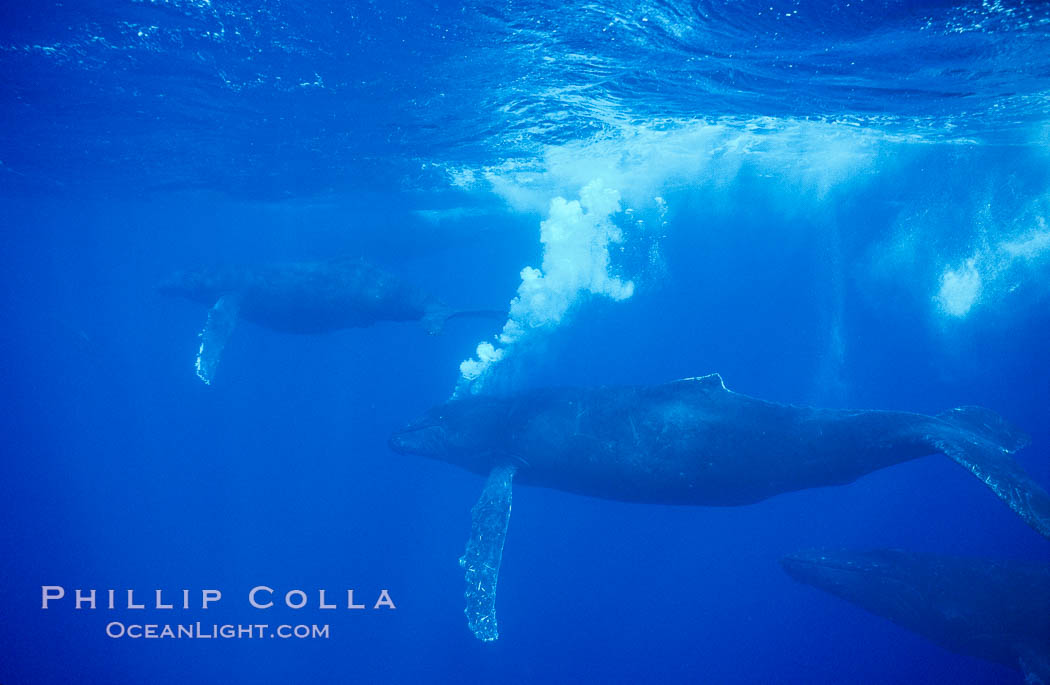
[{"left": 2, "top": 1, "right": 1049, "bottom": 683}]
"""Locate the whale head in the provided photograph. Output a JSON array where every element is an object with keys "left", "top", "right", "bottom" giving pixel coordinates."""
[
  {"left": 389, "top": 396, "right": 510, "bottom": 474},
  {"left": 782, "top": 549, "right": 916, "bottom": 591},
  {"left": 780, "top": 549, "right": 941, "bottom": 629}
]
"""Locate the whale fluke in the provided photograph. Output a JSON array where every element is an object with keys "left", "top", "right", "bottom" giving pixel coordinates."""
[
  {"left": 938, "top": 405, "right": 1032, "bottom": 452},
  {"left": 459, "top": 464, "right": 516, "bottom": 642},
  {"left": 926, "top": 407, "right": 1049, "bottom": 538}
]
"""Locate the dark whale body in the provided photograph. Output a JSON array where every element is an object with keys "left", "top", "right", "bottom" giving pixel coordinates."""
[
  {"left": 388, "top": 374, "right": 1050, "bottom": 640},
  {"left": 161, "top": 257, "right": 449, "bottom": 334},
  {"left": 782, "top": 549, "right": 1050, "bottom": 683},
  {"left": 160, "top": 257, "right": 499, "bottom": 383},
  {"left": 390, "top": 374, "right": 1049, "bottom": 530}
]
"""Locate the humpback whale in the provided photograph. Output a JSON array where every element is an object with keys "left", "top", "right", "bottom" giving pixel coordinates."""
[
  {"left": 159, "top": 257, "right": 501, "bottom": 384},
  {"left": 781, "top": 549, "right": 1050, "bottom": 683},
  {"left": 388, "top": 373, "right": 1050, "bottom": 640}
]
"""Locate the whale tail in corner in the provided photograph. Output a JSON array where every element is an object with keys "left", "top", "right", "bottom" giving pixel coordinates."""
[
  {"left": 421, "top": 306, "right": 505, "bottom": 335},
  {"left": 926, "top": 406, "right": 1049, "bottom": 539}
]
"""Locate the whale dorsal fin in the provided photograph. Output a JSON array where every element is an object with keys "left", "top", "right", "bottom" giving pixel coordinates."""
[
  {"left": 672, "top": 373, "right": 729, "bottom": 392},
  {"left": 644, "top": 374, "right": 730, "bottom": 404},
  {"left": 460, "top": 463, "right": 516, "bottom": 642},
  {"left": 195, "top": 294, "right": 240, "bottom": 385},
  {"left": 326, "top": 255, "right": 368, "bottom": 268}
]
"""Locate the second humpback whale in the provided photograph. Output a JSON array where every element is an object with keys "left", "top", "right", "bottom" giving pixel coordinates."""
[
  {"left": 388, "top": 373, "right": 1050, "bottom": 641},
  {"left": 159, "top": 257, "right": 501, "bottom": 384},
  {"left": 781, "top": 549, "right": 1050, "bottom": 683}
]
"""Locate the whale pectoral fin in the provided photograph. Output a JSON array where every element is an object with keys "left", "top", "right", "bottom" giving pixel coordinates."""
[
  {"left": 195, "top": 295, "right": 240, "bottom": 385},
  {"left": 933, "top": 435, "right": 1050, "bottom": 539},
  {"left": 459, "top": 463, "right": 517, "bottom": 642}
]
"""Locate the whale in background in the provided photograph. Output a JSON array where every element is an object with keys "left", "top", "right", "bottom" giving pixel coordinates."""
[
  {"left": 781, "top": 548, "right": 1050, "bottom": 684},
  {"left": 159, "top": 257, "right": 501, "bottom": 384},
  {"left": 389, "top": 373, "right": 1050, "bottom": 641}
]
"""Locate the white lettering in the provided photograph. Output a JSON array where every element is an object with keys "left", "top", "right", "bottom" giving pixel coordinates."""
[
  {"left": 127, "top": 590, "right": 145, "bottom": 610},
  {"left": 249, "top": 586, "right": 274, "bottom": 609},
  {"left": 41, "top": 586, "right": 65, "bottom": 609},
  {"left": 374, "top": 589, "right": 396, "bottom": 609},
  {"left": 285, "top": 590, "right": 307, "bottom": 609},
  {"left": 202, "top": 589, "right": 221, "bottom": 609},
  {"left": 75, "top": 588, "right": 96, "bottom": 609},
  {"left": 155, "top": 590, "right": 173, "bottom": 610}
]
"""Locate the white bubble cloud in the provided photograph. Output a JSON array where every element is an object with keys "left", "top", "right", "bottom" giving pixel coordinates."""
[
  {"left": 457, "top": 180, "right": 633, "bottom": 394},
  {"left": 445, "top": 115, "right": 902, "bottom": 396},
  {"left": 934, "top": 215, "right": 1050, "bottom": 319},
  {"left": 935, "top": 258, "right": 982, "bottom": 317},
  {"left": 452, "top": 119, "right": 888, "bottom": 212}
]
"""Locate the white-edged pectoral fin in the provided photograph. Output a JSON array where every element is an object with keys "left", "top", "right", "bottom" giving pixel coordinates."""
[
  {"left": 195, "top": 295, "right": 240, "bottom": 385},
  {"left": 459, "top": 463, "right": 516, "bottom": 642}
]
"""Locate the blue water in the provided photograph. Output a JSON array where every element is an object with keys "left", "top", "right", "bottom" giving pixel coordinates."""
[{"left": 2, "top": 1, "right": 1049, "bottom": 683}]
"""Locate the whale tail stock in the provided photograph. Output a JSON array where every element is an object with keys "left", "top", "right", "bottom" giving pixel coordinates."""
[
  {"left": 421, "top": 307, "right": 505, "bottom": 335},
  {"left": 925, "top": 406, "right": 1050, "bottom": 539}
]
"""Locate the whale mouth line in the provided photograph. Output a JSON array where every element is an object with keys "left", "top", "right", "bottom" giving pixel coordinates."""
[
  {"left": 387, "top": 431, "right": 416, "bottom": 454},
  {"left": 783, "top": 552, "right": 864, "bottom": 575},
  {"left": 388, "top": 423, "right": 447, "bottom": 456},
  {"left": 781, "top": 552, "right": 904, "bottom": 585}
]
